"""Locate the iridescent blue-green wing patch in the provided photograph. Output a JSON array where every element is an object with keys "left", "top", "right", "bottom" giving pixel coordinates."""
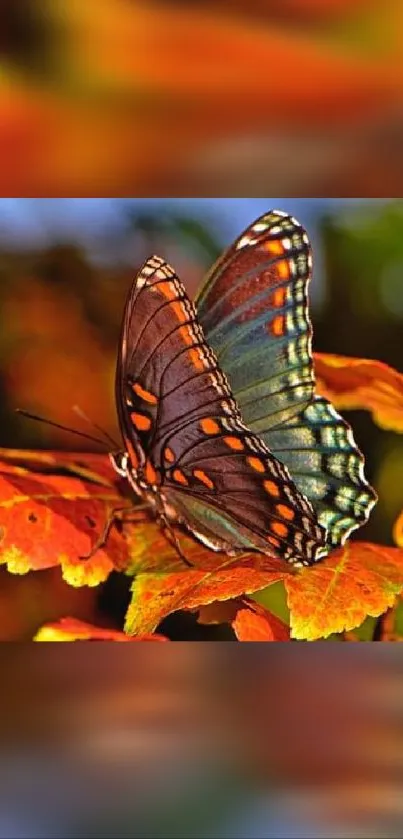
[
  {"left": 196, "top": 210, "right": 315, "bottom": 431},
  {"left": 265, "top": 396, "right": 377, "bottom": 548}
]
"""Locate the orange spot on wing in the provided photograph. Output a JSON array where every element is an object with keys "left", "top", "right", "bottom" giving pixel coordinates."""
[
  {"left": 131, "top": 412, "right": 151, "bottom": 431},
  {"left": 247, "top": 456, "right": 265, "bottom": 473},
  {"left": 172, "top": 300, "right": 187, "bottom": 323},
  {"left": 179, "top": 324, "right": 193, "bottom": 346},
  {"left": 194, "top": 469, "right": 214, "bottom": 489},
  {"left": 265, "top": 240, "right": 283, "bottom": 256},
  {"left": 188, "top": 347, "right": 205, "bottom": 370},
  {"left": 270, "top": 314, "right": 285, "bottom": 336},
  {"left": 173, "top": 468, "right": 188, "bottom": 486},
  {"left": 157, "top": 280, "right": 175, "bottom": 300},
  {"left": 271, "top": 521, "right": 288, "bottom": 538},
  {"left": 277, "top": 259, "right": 290, "bottom": 280},
  {"left": 169, "top": 312, "right": 206, "bottom": 371},
  {"left": 145, "top": 460, "right": 157, "bottom": 484},
  {"left": 276, "top": 503, "right": 295, "bottom": 521},
  {"left": 272, "top": 287, "right": 287, "bottom": 308},
  {"left": 224, "top": 436, "right": 244, "bottom": 451},
  {"left": 126, "top": 441, "right": 139, "bottom": 469},
  {"left": 266, "top": 535, "right": 281, "bottom": 549},
  {"left": 200, "top": 418, "right": 220, "bottom": 435},
  {"left": 132, "top": 382, "right": 157, "bottom": 405},
  {"left": 264, "top": 480, "right": 280, "bottom": 497},
  {"left": 164, "top": 447, "right": 175, "bottom": 463}
]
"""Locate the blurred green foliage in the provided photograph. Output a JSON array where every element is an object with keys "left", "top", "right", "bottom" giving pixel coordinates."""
[{"left": 316, "top": 202, "right": 403, "bottom": 547}]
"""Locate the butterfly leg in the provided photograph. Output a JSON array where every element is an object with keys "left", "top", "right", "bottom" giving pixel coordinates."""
[
  {"left": 159, "top": 516, "right": 193, "bottom": 568},
  {"left": 80, "top": 503, "right": 148, "bottom": 560}
]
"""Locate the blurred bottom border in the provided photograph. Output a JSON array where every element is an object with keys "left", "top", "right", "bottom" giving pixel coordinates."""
[{"left": 0, "top": 644, "right": 402, "bottom": 838}]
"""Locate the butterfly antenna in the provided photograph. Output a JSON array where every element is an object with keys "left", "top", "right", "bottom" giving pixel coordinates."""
[
  {"left": 73, "top": 405, "right": 119, "bottom": 449},
  {"left": 15, "top": 409, "right": 109, "bottom": 450}
]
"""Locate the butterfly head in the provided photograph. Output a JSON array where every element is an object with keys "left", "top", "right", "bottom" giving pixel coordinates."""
[{"left": 109, "top": 449, "right": 180, "bottom": 527}]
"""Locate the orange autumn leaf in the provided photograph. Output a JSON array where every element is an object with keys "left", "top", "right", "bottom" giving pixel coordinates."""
[
  {"left": 314, "top": 354, "right": 403, "bottom": 433},
  {"left": 120, "top": 511, "right": 289, "bottom": 637},
  {"left": 34, "top": 617, "right": 167, "bottom": 642},
  {"left": 123, "top": 520, "right": 403, "bottom": 641},
  {"left": 0, "top": 449, "right": 289, "bottom": 625},
  {"left": 286, "top": 542, "right": 403, "bottom": 641},
  {"left": 198, "top": 598, "right": 290, "bottom": 641},
  {"left": 124, "top": 525, "right": 288, "bottom": 635},
  {"left": 4, "top": 449, "right": 403, "bottom": 643},
  {"left": 125, "top": 560, "right": 288, "bottom": 636},
  {"left": 0, "top": 449, "right": 132, "bottom": 587},
  {"left": 233, "top": 600, "right": 290, "bottom": 641}
]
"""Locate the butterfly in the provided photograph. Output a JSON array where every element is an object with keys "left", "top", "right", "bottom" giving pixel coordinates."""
[{"left": 108, "top": 210, "right": 377, "bottom": 568}]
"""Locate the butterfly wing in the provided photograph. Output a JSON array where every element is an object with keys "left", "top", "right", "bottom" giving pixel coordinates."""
[
  {"left": 196, "top": 210, "right": 377, "bottom": 546},
  {"left": 267, "top": 396, "right": 377, "bottom": 546},
  {"left": 115, "top": 255, "right": 327, "bottom": 566},
  {"left": 196, "top": 209, "right": 315, "bottom": 432}
]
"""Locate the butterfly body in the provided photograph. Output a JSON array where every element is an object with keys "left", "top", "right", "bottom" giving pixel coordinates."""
[{"left": 111, "top": 213, "right": 376, "bottom": 567}]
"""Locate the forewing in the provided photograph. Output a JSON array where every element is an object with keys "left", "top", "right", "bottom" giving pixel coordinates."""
[{"left": 115, "top": 254, "right": 235, "bottom": 466}]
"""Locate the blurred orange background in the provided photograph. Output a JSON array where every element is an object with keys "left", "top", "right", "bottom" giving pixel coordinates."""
[{"left": 1, "top": 0, "right": 403, "bottom": 195}]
